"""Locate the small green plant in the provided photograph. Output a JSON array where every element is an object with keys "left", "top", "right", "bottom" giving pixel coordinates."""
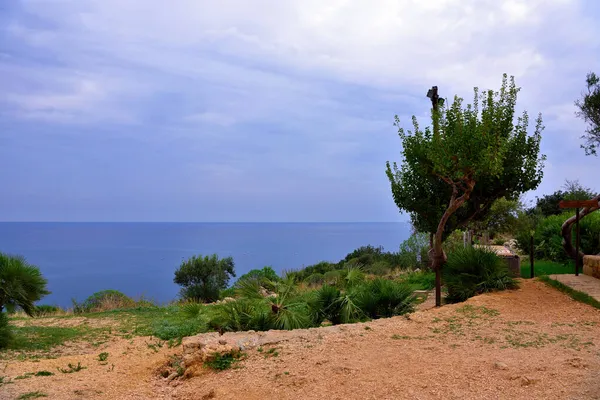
[
  {"left": 58, "top": 362, "right": 86, "bottom": 374},
  {"left": 204, "top": 351, "right": 243, "bottom": 371},
  {"left": 98, "top": 352, "right": 109, "bottom": 362},
  {"left": 264, "top": 347, "right": 279, "bottom": 358},
  {"left": 15, "top": 372, "right": 34, "bottom": 380},
  {"left": 34, "top": 305, "right": 60, "bottom": 316},
  {"left": 34, "top": 371, "right": 54, "bottom": 377},
  {"left": 17, "top": 392, "right": 48, "bottom": 399},
  {"left": 167, "top": 337, "right": 183, "bottom": 348},
  {"left": 364, "top": 326, "right": 371, "bottom": 330},
  {"left": 0, "top": 376, "right": 13, "bottom": 386}
]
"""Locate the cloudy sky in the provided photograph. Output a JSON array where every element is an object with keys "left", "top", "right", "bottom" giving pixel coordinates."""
[{"left": 1, "top": 0, "right": 599, "bottom": 222}]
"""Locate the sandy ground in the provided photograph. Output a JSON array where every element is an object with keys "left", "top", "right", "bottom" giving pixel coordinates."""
[{"left": 3, "top": 279, "right": 600, "bottom": 400}]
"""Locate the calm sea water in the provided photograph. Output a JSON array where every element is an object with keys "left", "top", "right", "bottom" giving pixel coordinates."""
[{"left": 0, "top": 222, "right": 410, "bottom": 307}]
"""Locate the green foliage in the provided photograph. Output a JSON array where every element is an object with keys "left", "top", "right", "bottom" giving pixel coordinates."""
[
  {"left": 98, "top": 352, "right": 109, "bottom": 362},
  {"left": 204, "top": 351, "right": 243, "bottom": 371},
  {"left": 308, "top": 285, "right": 362, "bottom": 325},
  {"left": 304, "top": 273, "right": 325, "bottom": 286},
  {"left": 57, "top": 362, "right": 86, "bottom": 373},
  {"left": 520, "top": 260, "right": 574, "bottom": 278},
  {"left": 443, "top": 247, "right": 518, "bottom": 303},
  {"left": 397, "top": 271, "right": 436, "bottom": 290},
  {"left": 355, "top": 279, "right": 415, "bottom": 319},
  {"left": 539, "top": 276, "right": 600, "bottom": 310},
  {"left": 235, "top": 266, "right": 280, "bottom": 286},
  {"left": 0, "top": 253, "right": 50, "bottom": 316},
  {"left": 286, "top": 261, "right": 338, "bottom": 282},
  {"left": 398, "top": 232, "right": 430, "bottom": 270},
  {"left": 72, "top": 290, "right": 134, "bottom": 314},
  {"left": 323, "top": 270, "right": 345, "bottom": 286},
  {"left": 0, "top": 312, "right": 12, "bottom": 349},
  {"left": 174, "top": 254, "right": 235, "bottom": 302},
  {"left": 219, "top": 287, "right": 236, "bottom": 299},
  {"left": 34, "top": 305, "right": 60, "bottom": 316},
  {"left": 17, "top": 392, "right": 48, "bottom": 400},
  {"left": 528, "top": 180, "right": 598, "bottom": 218},
  {"left": 34, "top": 371, "right": 54, "bottom": 377},
  {"left": 386, "top": 75, "right": 545, "bottom": 244},
  {"left": 152, "top": 317, "right": 207, "bottom": 340},
  {"left": 519, "top": 212, "right": 600, "bottom": 262},
  {"left": 575, "top": 71, "right": 600, "bottom": 155}
]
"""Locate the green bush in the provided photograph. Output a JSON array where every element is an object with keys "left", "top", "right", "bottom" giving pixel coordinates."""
[
  {"left": 34, "top": 305, "right": 61, "bottom": 316},
  {"left": 304, "top": 273, "right": 325, "bottom": 286},
  {"left": 398, "top": 271, "right": 436, "bottom": 290},
  {"left": 323, "top": 270, "right": 344, "bottom": 286},
  {"left": 0, "top": 253, "right": 50, "bottom": 316},
  {"left": 443, "top": 247, "right": 518, "bottom": 303},
  {"left": 234, "top": 266, "right": 280, "bottom": 287},
  {"left": 152, "top": 318, "right": 207, "bottom": 340},
  {"left": 285, "top": 261, "right": 338, "bottom": 282},
  {"left": 307, "top": 285, "right": 362, "bottom": 325},
  {"left": 72, "top": 290, "right": 134, "bottom": 314},
  {"left": 174, "top": 254, "right": 235, "bottom": 303},
  {"left": 516, "top": 212, "right": 600, "bottom": 262},
  {"left": 207, "top": 299, "right": 274, "bottom": 333},
  {"left": 0, "top": 312, "right": 12, "bottom": 349},
  {"left": 363, "top": 261, "right": 392, "bottom": 276},
  {"left": 355, "top": 279, "right": 415, "bottom": 318},
  {"left": 398, "top": 233, "right": 430, "bottom": 270}
]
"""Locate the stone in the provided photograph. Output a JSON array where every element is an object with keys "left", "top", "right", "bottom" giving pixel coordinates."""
[
  {"left": 520, "top": 376, "right": 538, "bottom": 386},
  {"left": 166, "top": 372, "right": 179, "bottom": 382},
  {"left": 494, "top": 362, "right": 508, "bottom": 370}
]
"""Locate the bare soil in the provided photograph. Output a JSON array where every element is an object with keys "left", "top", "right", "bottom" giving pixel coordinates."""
[{"left": 3, "top": 279, "right": 600, "bottom": 400}]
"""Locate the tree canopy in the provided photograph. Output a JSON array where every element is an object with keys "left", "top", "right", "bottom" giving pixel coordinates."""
[
  {"left": 528, "top": 179, "right": 598, "bottom": 218},
  {"left": 575, "top": 72, "right": 600, "bottom": 155},
  {"left": 386, "top": 74, "right": 545, "bottom": 305},
  {"left": 386, "top": 75, "right": 545, "bottom": 245},
  {"left": 174, "top": 254, "right": 235, "bottom": 302}
]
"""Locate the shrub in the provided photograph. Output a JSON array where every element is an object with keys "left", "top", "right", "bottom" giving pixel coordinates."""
[
  {"left": 0, "top": 253, "right": 50, "bottom": 316},
  {"left": 152, "top": 318, "right": 206, "bottom": 340},
  {"left": 72, "top": 290, "right": 134, "bottom": 314},
  {"left": 355, "top": 279, "right": 415, "bottom": 318},
  {"left": 285, "top": 261, "right": 337, "bottom": 282},
  {"left": 308, "top": 285, "right": 362, "bottom": 325},
  {"left": 207, "top": 299, "right": 272, "bottom": 333},
  {"left": 323, "top": 270, "right": 344, "bottom": 286},
  {"left": 398, "top": 233, "right": 430, "bottom": 269},
  {"left": 34, "top": 305, "right": 61, "bottom": 317},
  {"left": 443, "top": 247, "right": 518, "bottom": 303},
  {"left": 235, "top": 266, "right": 280, "bottom": 286},
  {"left": 398, "top": 271, "right": 436, "bottom": 290},
  {"left": 0, "top": 312, "right": 12, "bottom": 349},
  {"left": 174, "top": 254, "right": 236, "bottom": 303},
  {"left": 363, "top": 261, "right": 392, "bottom": 276},
  {"left": 219, "top": 287, "right": 236, "bottom": 299},
  {"left": 304, "top": 273, "right": 325, "bottom": 286}
]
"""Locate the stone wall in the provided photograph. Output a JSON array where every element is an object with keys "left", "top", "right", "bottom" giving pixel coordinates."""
[{"left": 583, "top": 255, "right": 600, "bottom": 279}]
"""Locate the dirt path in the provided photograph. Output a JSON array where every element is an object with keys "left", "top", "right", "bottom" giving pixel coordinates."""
[{"left": 3, "top": 280, "right": 600, "bottom": 400}]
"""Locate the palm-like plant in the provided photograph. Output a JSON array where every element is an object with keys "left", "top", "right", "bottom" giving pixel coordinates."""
[{"left": 0, "top": 253, "right": 50, "bottom": 316}]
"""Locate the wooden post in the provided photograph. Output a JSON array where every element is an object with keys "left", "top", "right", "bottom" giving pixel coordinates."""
[
  {"left": 530, "top": 235, "right": 534, "bottom": 279},
  {"left": 575, "top": 207, "right": 580, "bottom": 276}
]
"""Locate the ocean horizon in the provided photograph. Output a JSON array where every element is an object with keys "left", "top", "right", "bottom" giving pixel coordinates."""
[{"left": 0, "top": 222, "right": 411, "bottom": 308}]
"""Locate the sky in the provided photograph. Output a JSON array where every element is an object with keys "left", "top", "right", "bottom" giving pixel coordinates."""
[{"left": 1, "top": 0, "right": 600, "bottom": 222}]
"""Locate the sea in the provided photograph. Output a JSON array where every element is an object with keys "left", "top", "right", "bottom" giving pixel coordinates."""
[{"left": 0, "top": 222, "right": 411, "bottom": 308}]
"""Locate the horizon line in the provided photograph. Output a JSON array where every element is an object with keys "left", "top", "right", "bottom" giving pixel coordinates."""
[{"left": 0, "top": 220, "right": 410, "bottom": 224}]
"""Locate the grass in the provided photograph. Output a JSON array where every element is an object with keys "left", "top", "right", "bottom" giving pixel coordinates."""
[
  {"left": 204, "top": 351, "right": 244, "bottom": 371},
  {"left": 57, "top": 362, "right": 86, "bottom": 373},
  {"left": 538, "top": 275, "right": 600, "bottom": 310},
  {"left": 521, "top": 260, "right": 575, "bottom": 278},
  {"left": 34, "top": 371, "right": 54, "bottom": 376},
  {"left": 17, "top": 392, "right": 48, "bottom": 399},
  {"left": 2, "top": 304, "right": 209, "bottom": 358}
]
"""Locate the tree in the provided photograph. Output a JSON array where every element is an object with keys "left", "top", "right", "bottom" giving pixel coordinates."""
[
  {"left": 468, "top": 197, "right": 524, "bottom": 237},
  {"left": 528, "top": 179, "right": 597, "bottom": 217},
  {"left": 174, "top": 254, "right": 235, "bottom": 302},
  {"left": 386, "top": 74, "right": 545, "bottom": 306},
  {"left": 575, "top": 72, "right": 600, "bottom": 155},
  {"left": 0, "top": 253, "right": 50, "bottom": 316}
]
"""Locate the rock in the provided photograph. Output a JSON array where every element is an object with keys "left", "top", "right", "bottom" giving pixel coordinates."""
[
  {"left": 222, "top": 297, "right": 236, "bottom": 303},
  {"left": 218, "top": 339, "right": 228, "bottom": 345},
  {"left": 520, "top": 376, "right": 539, "bottom": 386},
  {"left": 166, "top": 372, "right": 179, "bottom": 382},
  {"left": 494, "top": 362, "right": 508, "bottom": 370}
]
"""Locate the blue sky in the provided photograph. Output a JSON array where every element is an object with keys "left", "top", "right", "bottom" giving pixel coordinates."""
[{"left": 1, "top": 0, "right": 600, "bottom": 222}]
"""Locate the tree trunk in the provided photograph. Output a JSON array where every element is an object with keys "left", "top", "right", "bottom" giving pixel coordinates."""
[{"left": 432, "top": 181, "right": 474, "bottom": 307}]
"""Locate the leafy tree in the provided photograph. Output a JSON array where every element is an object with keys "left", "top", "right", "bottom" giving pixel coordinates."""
[
  {"left": 575, "top": 72, "right": 600, "bottom": 155},
  {"left": 468, "top": 197, "right": 523, "bottom": 237},
  {"left": 386, "top": 75, "right": 545, "bottom": 305},
  {"left": 0, "top": 253, "right": 50, "bottom": 315},
  {"left": 528, "top": 179, "right": 597, "bottom": 217},
  {"left": 174, "top": 254, "right": 235, "bottom": 302}
]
